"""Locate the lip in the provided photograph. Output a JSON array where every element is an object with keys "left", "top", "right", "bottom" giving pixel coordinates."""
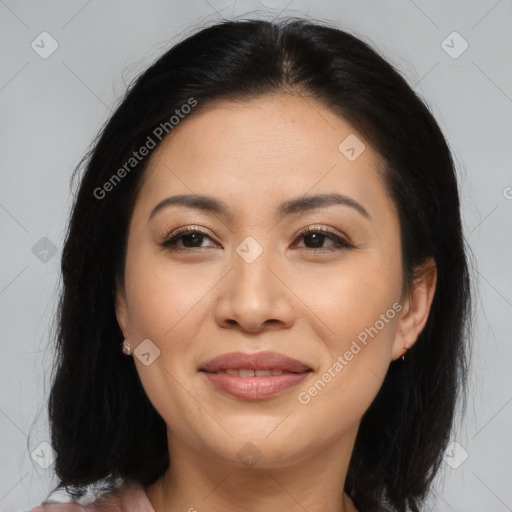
[
  {"left": 199, "top": 351, "right": 312, "bottom": 400},
  {"left": 200, "top": 351, "right": 312, "bottom": 373}
]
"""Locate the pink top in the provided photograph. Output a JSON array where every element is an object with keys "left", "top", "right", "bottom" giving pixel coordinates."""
[{"left": 28, "top": 481, "right": 155, "bottom": 512}]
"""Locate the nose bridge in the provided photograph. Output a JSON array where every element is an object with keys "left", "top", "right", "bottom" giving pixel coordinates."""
[
  {"left": 215, "top": 234, "right": 294, "bottom": 331},
  {"left": 232, "top": 234, "right": 278, "bottom": 303}
]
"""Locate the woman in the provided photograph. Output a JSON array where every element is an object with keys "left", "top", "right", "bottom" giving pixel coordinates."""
[{"left": 29, "top": 16, "right": 471, "bottom": 512}]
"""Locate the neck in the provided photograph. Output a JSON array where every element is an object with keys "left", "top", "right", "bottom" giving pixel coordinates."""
[{"left": 145, "top": 424, "right": 359, "bottom": 512}]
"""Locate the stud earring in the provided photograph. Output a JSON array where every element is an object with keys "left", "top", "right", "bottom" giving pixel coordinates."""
[{"left": 122, "top": 340, "right": 131, "bottom": 356}]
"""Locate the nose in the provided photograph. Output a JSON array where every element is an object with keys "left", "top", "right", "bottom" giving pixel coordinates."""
[{"left": 215, "top": 246, "right": 295, "bottom": 333}]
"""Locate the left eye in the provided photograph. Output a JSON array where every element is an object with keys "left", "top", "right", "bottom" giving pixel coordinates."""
[{"left": 294, "top": 227, "right": 353, "bottom": 251}]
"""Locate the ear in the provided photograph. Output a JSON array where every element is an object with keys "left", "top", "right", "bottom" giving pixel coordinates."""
[
  {"left": 392, "top": 257, "right": 437, "bottom": 361},
  {"left": 114, "top": 276, "right": 130, "bottom": 339}
]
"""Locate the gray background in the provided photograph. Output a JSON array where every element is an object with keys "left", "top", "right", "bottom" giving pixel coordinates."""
[{"left": 1, "top": 1, "right": 511, "bottom": 510}]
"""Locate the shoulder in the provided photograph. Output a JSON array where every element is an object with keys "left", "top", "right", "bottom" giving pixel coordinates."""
[{"left": 27, "top": 480, "right": 154, "bottom": 512}]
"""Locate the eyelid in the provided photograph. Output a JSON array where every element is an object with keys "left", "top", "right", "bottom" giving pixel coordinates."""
[{"left": 172, "top": 224, "right": 215, "bottom": 237}]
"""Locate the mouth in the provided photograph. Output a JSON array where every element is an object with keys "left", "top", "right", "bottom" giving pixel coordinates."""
[
  {"left": 200, "top": 350, "right": 312, "bottom": 373},
  {"left": 199, "top": 351, "right": 313, "bottom": 400},
  {"left": 207, "top": 368, "right": 297, "bottom": 377}
]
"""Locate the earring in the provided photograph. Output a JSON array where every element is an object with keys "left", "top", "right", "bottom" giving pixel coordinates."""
[
  {"left": 122, "top": 340, "right": 131, "bottom": 356},
  {"left": 400, "top": 346, "right": 408, "bottom": 361}
]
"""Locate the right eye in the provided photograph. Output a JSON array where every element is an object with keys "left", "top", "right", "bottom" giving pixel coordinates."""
[{"left": 160, "top": 227, "right": 218, "bottom": 251}]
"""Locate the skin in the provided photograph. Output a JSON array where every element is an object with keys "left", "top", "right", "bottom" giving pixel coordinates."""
[{"left": 115, "top": 93, "right": 437, "bottom": 512}]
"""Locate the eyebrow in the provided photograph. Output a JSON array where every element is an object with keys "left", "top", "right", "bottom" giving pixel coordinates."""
[{"left": 148, "top": 192, "right": 371, "bottom": 222}]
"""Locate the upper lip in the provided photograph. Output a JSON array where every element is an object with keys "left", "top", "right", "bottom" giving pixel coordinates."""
[{"left": 200, "top": 351, "right": 312, "bottom": 373}]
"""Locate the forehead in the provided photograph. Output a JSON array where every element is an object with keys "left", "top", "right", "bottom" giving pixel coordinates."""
[{"left": 135, "top": 94, "right": 393, "bottom": 223}]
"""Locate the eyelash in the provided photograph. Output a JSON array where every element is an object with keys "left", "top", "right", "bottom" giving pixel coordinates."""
[{"left": 160, "top": 225, "right": 354, "bottom": 253}]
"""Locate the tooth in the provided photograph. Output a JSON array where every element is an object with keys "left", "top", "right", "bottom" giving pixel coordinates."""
[
  {"left": 271, "top": 369, "right": 283, "bottom": 376},
  {"left": 239, "top": 369, "right": 255, "bottom": 377},
  {"left": 255, "top": 369, "right": 272, "bottom": 377},
  {"left": 225, "top": 369, "right": 238, "bottom": 376}
]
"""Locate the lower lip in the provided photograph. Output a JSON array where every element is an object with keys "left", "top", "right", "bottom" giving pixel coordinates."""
[{"left": 201, "top": 371, "right": 312, "bottom": 400}]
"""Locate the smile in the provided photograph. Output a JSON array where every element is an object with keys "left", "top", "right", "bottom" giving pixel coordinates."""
[
  {"left": 201, "top": 369, "right": 312, "bottom": 400},
  {"left": 212, "top": 368, "right": 290, "bottom": 377}
]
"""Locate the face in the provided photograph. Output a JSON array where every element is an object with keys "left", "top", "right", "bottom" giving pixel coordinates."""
[{"left": 115, "top": 93, "right": 419, "bottom": 468}]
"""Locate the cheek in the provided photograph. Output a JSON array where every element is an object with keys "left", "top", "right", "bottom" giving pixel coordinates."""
[
  {"left": 294, "top": 304, "right": 399, "bottom": 439},
  {"left": 123, "top": 247, "right": 209, "bottom": 340},
  {"left": 292, "top": 252, "right": 402, "bottom": 413},
  {"left": 122, "top": 257, "right": 211, "bottom": 441},
  {"left": 295, "top": 252, "right": 402, "bottom": 347}
]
